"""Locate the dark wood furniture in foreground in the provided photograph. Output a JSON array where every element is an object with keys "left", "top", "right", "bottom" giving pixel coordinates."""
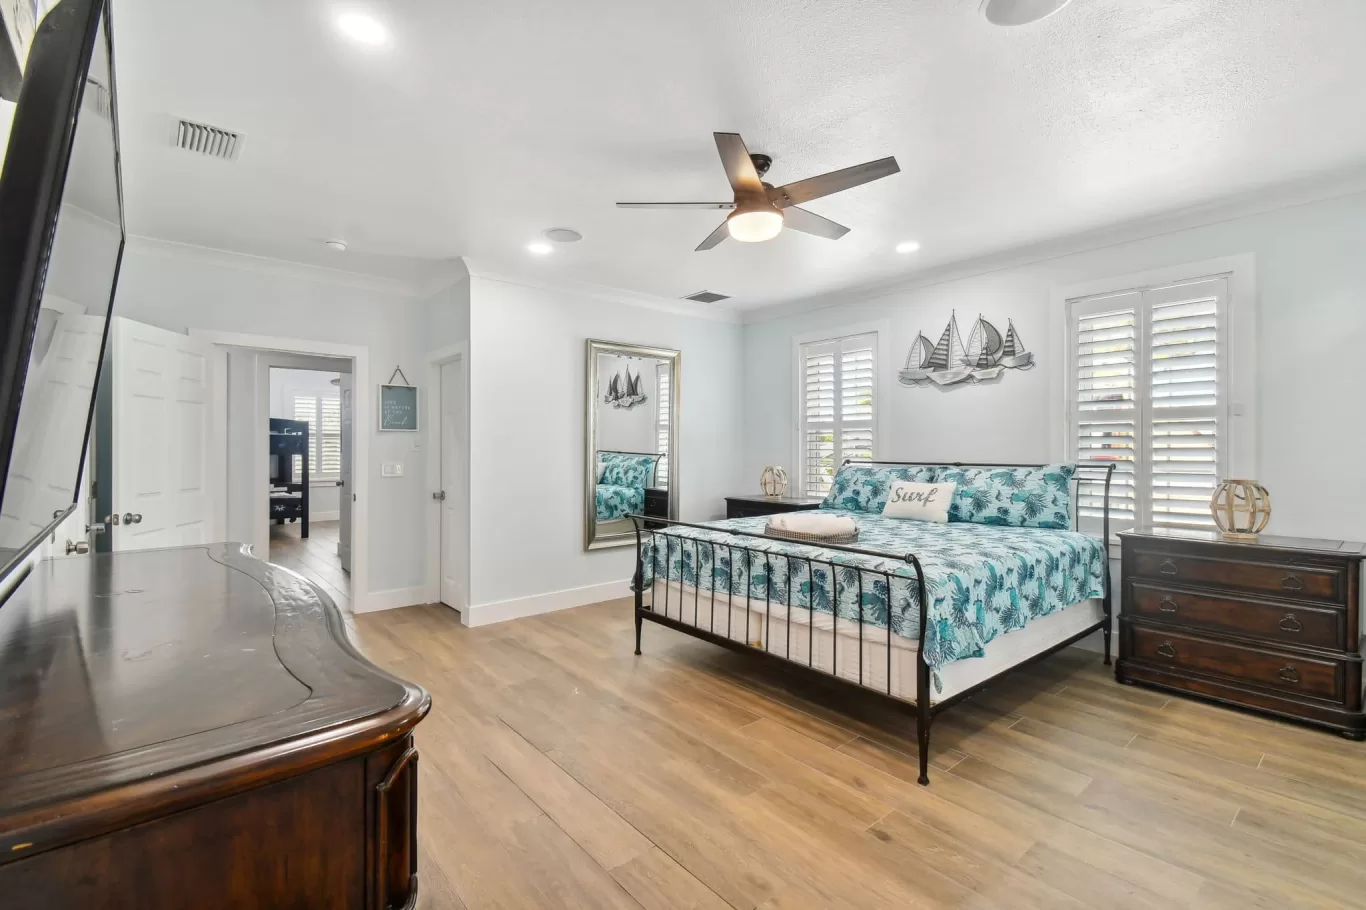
[
  {"left": 1118, "top": 528, "right": 1365, "bottom": 739},
  {"left": 725, "top": 493, "right": 824, "bottom": 520},
  {"left": 0, "top": 543, "right": 430, "bottom": 909}
]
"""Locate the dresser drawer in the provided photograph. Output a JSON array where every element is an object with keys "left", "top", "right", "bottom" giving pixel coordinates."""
[
  {"left": 1131, "top": 550, "right": 1345, "bottom": 606},
  {"left": 1129, "top": 626, "right": 1344, "bottom": 702},
  {"left": 1129, "top": 583, "right": 1344, "bottom": 650}
]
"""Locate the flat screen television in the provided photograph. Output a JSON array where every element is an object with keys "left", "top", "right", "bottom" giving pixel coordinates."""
[{"left": 0, "top": 0, "right": 121, "bottom": 585}]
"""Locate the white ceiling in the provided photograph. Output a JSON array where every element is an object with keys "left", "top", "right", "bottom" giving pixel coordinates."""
[{"left": 113, "top": 0, "right": 1366, "bottom": 309}]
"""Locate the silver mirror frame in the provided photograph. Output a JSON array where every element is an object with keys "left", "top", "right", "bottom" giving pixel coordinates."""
[{"left": 585, "top": 339, "right": 680, "bottom": 551}]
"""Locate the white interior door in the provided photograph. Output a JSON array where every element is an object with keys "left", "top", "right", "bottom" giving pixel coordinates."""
[
  {"left": 439, "top": 358, "right": 466, "bottom": 608},
  {"left": 109, "top": 317, "right": 227, "bottom": 551},
  {"left": 338, "top": 372, "right": 353, "bottom": 571}
]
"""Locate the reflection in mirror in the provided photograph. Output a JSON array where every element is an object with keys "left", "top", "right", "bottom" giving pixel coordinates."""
[
  {"left": 0, "top": 12, "right": 122, "bottom": 569},
  {"left": 585, "top": 340, "right": 679, "bottom": 550}
]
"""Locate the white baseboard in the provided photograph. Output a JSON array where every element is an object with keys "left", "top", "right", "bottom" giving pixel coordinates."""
[
  {"left": 357, "top": 585, "right": 431, "bottom": 614},
  {"left": 311, "top": 510, "right": 340, "bottom": 522},
  {"left": 461, "top": 579, "right": 631, "bottom": 628}
]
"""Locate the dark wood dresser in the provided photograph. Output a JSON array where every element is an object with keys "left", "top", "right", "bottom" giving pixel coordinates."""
[
  {"left": 1117, "top": 528, "right": 1365, "bottom": 739},
  {"left": 643, "top": 486, "right": 668, "bottom": 529},
  {"left": 725, "top": 494, "right": 824, "bottom": 520},
  {"left": 0, "top": 543, "right": 431, "bottom": 908}
]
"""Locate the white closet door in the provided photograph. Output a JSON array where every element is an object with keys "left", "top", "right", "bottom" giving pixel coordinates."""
[
  {"left": 439, "top": 358, "right": 465, "bottom": 608},
  {"left": 109, "top": 317, "right": 227, "bottom": 551}
]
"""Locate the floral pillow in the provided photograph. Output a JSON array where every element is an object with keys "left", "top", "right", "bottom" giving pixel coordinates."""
[
  {"left": 938, "top": 464, "right": 1076, "bottom": 529},
  {"left": 820, "top": 464, "right": 939, "bottom": 513},
  {"left": 599, "top": 453, "right": 657, "bottom": 489}
]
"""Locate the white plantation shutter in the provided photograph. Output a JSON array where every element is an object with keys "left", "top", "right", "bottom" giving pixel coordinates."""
[
  {"left": 655, "top": 364, "right": 670, "bottom": 486},
  {"left": 292, "top": 393, "right": 343, "bottom": 479},
  {"left": 1068, "top": 277, "right": 1227, "bottom": 535},
  {"left": 800, "top": 333, "right": 877, "bottom": 497}
]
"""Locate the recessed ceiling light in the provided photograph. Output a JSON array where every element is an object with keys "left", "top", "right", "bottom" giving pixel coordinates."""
[
  {"left": 895, "top": 240, "right": 921, "bottom": 254},
  {"left": 980, "top": 0, "right": 1073, "bottom": 27},
  {"left": 325, "top": 239, "right": 348, "bottom": 252},
  {"left": 336, "top": 12, "right": 389, "bottom": 46},
  {"left": 544, "top": 227, "right": 583, "bottom": 243},
  {"left": 527, "top": 242, "right": 553, "bottom": 256}
]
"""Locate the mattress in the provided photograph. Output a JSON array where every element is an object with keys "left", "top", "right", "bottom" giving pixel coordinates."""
[
  {"left": 648, "top": 576, "right": 1103, "bottom": 704},
  {"left": 639, "top": 510, "right": 1108, "bottom": 679}
]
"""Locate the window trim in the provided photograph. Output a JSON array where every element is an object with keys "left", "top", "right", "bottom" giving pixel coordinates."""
[
  {"left": 791, "top": 320, "right": 891, "bottom": 497},
  {"left": 1050, "top": 255, "right": 1258, "bottom": 534}
]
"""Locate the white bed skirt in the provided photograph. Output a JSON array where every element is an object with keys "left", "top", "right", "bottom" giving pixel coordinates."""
[{"left": 648, "top": 578, "right": 1103, "bottom": 705}]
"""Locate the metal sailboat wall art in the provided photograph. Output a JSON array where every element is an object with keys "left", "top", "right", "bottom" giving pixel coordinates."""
[
  {"left": 604, "top": 365, "right": 649, "bottom": 409},
  {"left": 899, "top": 312, "right": 1034, "bottom": 386}
]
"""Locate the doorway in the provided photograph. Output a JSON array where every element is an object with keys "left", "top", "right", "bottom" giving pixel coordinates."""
[
  {"left": 266, "top": 364, "right": 352, "bottom": 611},
  {"left": 425, "top": 345, "right": 467, "bottom": 615}
]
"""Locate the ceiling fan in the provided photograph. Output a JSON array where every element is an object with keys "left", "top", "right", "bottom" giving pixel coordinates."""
[{"left": 616, "top": 132, "right": 900, "bottom": 251}]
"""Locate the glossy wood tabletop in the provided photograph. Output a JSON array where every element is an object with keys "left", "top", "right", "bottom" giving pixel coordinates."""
[{"left": 0, "top": 543, "right": 429, "bottom": 863}]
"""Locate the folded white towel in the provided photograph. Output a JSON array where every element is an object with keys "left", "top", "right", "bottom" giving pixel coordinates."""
[{"left": 765, "top": 512, "right": 858, "bottom": 536}]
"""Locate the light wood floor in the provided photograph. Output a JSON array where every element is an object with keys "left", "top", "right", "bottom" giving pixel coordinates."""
[
  {"left": 352, "top": 600, "right": 1366, "bottom": 910},
  {"left": 269, "top": 520, "right": 352, "bottom": 614}
]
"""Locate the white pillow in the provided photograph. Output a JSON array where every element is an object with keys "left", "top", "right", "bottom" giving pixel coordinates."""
[
  {"left": 882, "top": 481, "right": 955, "bottom": 523},
  {"left": 596, "top": 462, "right": 607, "bottom": 482}
]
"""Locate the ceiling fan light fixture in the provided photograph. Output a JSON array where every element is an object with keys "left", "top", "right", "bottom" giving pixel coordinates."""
[
  {"left": 980, "top": 0, "right": 1073, "bottom": 26},
  {"left": 726, "top": 206, "right": 783, "bottom": 243}
]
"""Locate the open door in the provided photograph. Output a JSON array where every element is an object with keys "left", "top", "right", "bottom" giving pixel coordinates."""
[
  {"left": 439, "top": 357, "right": 465, "bottom": 609},
  {"left": 338, "top": 372, "right": 353, "bottom": 572},
  {"left": 104, "top": 317, "right": 227, "bottom": 551}
]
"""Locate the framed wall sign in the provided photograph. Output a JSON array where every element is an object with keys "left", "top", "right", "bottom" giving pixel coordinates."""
[{"left": 378, "top": 368, "right": 418, "bottom": 432}]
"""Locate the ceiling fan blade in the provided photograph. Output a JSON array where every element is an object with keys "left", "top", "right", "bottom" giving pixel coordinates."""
[
  {"left": 713, "top": 132, "right": 764, "bottom": 196},
  {"left": 695, "top": 219, "right": 730, "bottom": 251},
  {"left": 767, "top": 156, "right": 900, "bottom": 208},
  {"left": 781, "top": 205, "right": 850, "bottom": 240},
  {"left": 615, "top": 202, "right": 736, "bottom": 210}
]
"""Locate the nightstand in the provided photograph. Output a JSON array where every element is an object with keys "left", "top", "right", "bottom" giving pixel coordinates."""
[
  {"left": 1117, "top": 528, "right": 1365, "bottom": 739},
  {"left": 725, "top": 494, "right": 824, "bottom": 520},
  {"left": 643, "top": 487, "right": 669, "bottom": 529}
]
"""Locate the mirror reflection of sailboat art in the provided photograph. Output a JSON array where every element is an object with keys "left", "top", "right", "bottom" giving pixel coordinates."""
[
  {"left": 899, "top": 312, "right": 1033, "bottom": 386},
  {"left": 604, "top": 364, "right": 649, "bottom": 409}
]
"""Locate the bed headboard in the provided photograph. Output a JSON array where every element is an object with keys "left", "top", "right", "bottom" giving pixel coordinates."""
[
  {"left": 841, "top": 459, "right": 1117, "bottom": 541},
  {"left": 597, "top": 450, "right": 666, "bottom": 486}
]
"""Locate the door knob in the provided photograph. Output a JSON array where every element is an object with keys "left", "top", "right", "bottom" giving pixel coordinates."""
[
  {"left": 122, "top": 512, "right": 142, "bottom": 524},
  {"left": 64, "top": 539, "right": 90, "bottom": 555},
  {"left": 105, "top": 513, "right": 120, "bottom": 525},
  {"left": 432, "top": 491, "right": 447, "bottom": 501}
]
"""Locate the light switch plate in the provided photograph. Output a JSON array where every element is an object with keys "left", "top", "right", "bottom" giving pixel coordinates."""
[{"left": 381, "top": 462, "right": 404, "bottom": 477}]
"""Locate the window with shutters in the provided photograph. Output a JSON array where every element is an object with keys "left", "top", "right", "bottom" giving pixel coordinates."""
[
  {"left": 655, "top": 363, "right": 670, "bottom": 487},
  {"left": 293, "top": 394, "right": 343, "bottom": 480},
  {"left": 1066, "top": 276, "right": 1227, "bottom": 535},
  {"left": 799, "top": 332, "right": 877, "bottom": 497}
]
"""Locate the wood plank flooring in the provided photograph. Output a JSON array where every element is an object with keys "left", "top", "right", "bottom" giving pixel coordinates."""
[
  {"left": 351, "top": 600, "right": 1366, "bottom": 909},
  {"left": 269, "top": 520, "right": 352, "bottom": 615}
]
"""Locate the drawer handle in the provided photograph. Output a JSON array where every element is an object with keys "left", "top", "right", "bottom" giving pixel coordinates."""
[
  {"left": 1279, "top": 614, "right": 1303, "bottom": 633},
  {"left": 1281, "top": 574, "right": 1304, "bottom": 592},
  {"left": 1156, "top": 642, "right": 1178, "bottom": 659},
  {"left": 1158, "top": 560, "right": 1179, "bottom": 576},
  {"left": 1158, "top": 597, "right": 1179, "bottom": 613},
  {"left": 1278, "top": 666, "right": 1301, "bottom": 685}
]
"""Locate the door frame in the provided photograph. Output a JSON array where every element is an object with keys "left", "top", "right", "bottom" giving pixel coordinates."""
[
  {"left": 190, "top": 330, "right": 372, "bottom": 613},
  {"left": 424, "top": 341, "right": 468, "bottom": 617}
]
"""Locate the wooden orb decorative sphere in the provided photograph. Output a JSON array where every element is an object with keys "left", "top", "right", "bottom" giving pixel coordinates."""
[
  {"left": 760, "top": 465, "right": 788, "bottom": 498},
  {"left": 1210, "top": 479, "right": 1271, "bottom": 541}
]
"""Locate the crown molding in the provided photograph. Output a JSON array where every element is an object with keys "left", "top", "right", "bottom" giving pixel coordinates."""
[
  {"left": 124, "top": 235, "right": 425, "bottom": 298},
  {"left": 414, "top": 258, "right": 470, "bottom": 299},
  {"left": 462, "top": 259, "right": 742, "bottom": 324},
  {"left": 742, "top": 170, "right": 1366, "bottom": 325}
]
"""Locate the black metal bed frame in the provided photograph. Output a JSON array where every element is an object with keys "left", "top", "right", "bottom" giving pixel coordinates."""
[{"left": 630, "top": 460, "right": 1115, "bottom": 785}]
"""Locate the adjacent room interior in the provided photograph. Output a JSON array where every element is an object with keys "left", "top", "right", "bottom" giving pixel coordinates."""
[{"left": 1, "top": 1, "right": 1365, "bottom": 907}]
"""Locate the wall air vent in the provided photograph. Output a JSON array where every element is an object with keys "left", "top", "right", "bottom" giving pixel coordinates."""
[
  {"left": 682, "top": 290, "right": 730, "bottom": 304},
  {"left": 171, "top": 118, "right": 243, "bottom": 161}
]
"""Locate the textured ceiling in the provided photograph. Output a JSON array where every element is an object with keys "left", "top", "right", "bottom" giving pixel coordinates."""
[{"left": 113, "top": 0, "right": 1366, "bottom": 307}]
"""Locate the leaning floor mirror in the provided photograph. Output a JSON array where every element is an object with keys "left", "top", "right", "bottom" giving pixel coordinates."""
[{"left": 585, "top": 340, "right": 680, "bottom": 550}]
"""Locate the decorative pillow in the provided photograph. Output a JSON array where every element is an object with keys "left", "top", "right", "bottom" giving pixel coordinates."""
[
  {"left": 596, "top": 462, "right": 607, "bottom": 482},
  {"left": 820, "top": 464, "right": 939, "bottom": 513},
  {"left": 599, "top": 453, "right": 657, "bottom": 488},
  {"left": 881, "top": 481, "right": 955, "bottom": 523},
  {"left": 938, "top": 464, "right": 1076, "bottom": 529}
]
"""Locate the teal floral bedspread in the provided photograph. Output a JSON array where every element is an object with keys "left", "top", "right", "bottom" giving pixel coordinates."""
[
  {"left": 597, "top": 483, "right": 643, "bottom": 521},
  {"left": 637, "top": 511, "right": 1106, "bottom": 688}
]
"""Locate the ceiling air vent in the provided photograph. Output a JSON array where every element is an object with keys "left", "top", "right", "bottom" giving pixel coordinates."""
[
  {"left": 83, "top": 78, "right": 112, "bottom": 120},
  {"left": 682, "top": 290, "right": 730, "bottom": 304},
  {"left": 172, "top": 118, "right": 243, "bottom": 161}
]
